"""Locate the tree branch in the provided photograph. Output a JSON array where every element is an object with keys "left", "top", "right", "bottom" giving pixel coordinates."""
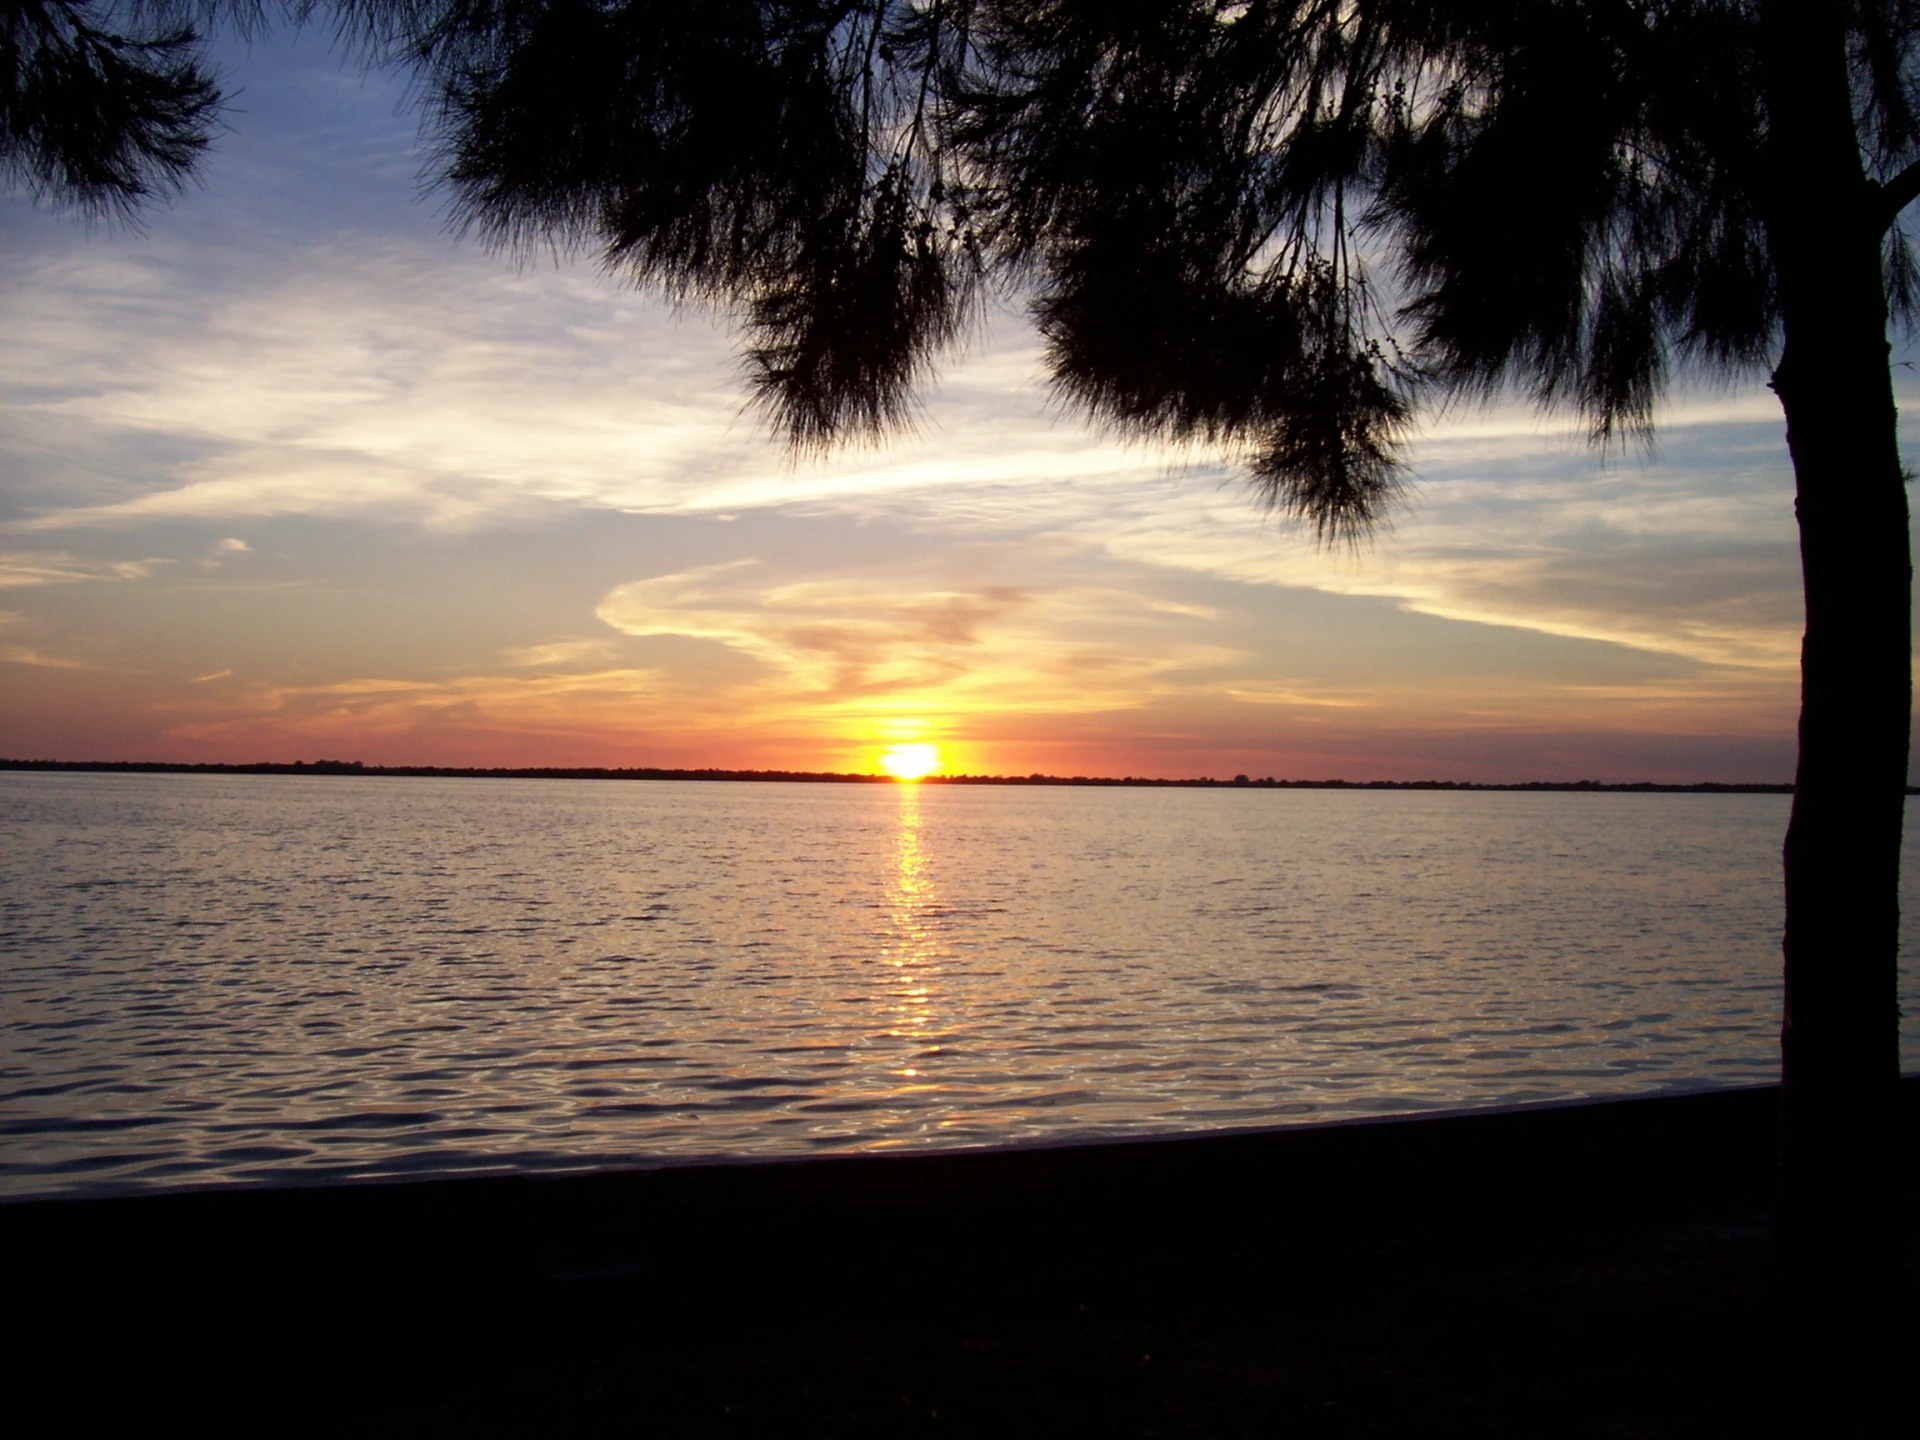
[{"left": 1874, "top": 158, "right": 1920, "bottom": 232}]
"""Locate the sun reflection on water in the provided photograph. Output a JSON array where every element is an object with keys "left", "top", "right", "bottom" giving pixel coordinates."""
[{"left": 882, "top": 783, "right": 940, "bottom": 1078}]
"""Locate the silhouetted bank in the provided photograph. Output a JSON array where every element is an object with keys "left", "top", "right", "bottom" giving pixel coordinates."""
[
  {"left": 0, "top": 757, "right": 1830, "bottom": 793},
  {"left": 7, "top": 1081, "right": 1916, "bottom": 1434}
]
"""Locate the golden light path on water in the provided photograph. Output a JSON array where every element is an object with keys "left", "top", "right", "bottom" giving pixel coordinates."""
[{"left": 883, "top": 784, "right": 940, "bottom": 1095}]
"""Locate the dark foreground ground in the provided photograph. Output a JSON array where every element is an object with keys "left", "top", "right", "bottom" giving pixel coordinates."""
[{"left": 8, "top": 1083, "right": 1916, "bottom": 1437}]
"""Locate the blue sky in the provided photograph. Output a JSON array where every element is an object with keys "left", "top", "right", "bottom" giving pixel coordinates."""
[{"left": 0, "top": 27, "right": 1877, "bottom": 779}]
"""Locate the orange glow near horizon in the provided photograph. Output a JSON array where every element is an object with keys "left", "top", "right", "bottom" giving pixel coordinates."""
[{"left": 878, "top": 743, "right": 942, "bottom": 780}]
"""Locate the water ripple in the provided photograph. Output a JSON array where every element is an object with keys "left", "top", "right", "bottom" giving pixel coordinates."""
[{"left": 4, "top": 773, "right": 1919, "bottom": 1199}]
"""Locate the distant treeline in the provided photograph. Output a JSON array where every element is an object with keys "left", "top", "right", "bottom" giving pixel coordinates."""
[{"left": 0, "top": 758, "right": 1834, "bottom": 793}]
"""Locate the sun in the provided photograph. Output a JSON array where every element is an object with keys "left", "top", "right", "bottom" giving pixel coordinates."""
[{"left": 879, "top": 743, "right": 942, "bottom": 780}]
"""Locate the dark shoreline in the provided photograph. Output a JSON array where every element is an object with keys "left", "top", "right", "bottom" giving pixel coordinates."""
[
  {"left": 0, "top": 1080, "right": 1860, "bottom": 1216},
  {"left": 8, "top": 1081, "right": 1915, "bottom": 1433},
  {"left": 0, "top": 756, "right": 1819, "bottom": 792}
]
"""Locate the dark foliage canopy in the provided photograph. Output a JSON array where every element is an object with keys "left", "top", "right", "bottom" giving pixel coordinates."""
[
  {"left": 331, "top": 0, "right": 1920, "bottom": 544},
  {"left": 14, "top": 3, "right": 1920, "bottom": 541},
  {"left": 1, "top": 1, "right": 228, "bottom": 216}
]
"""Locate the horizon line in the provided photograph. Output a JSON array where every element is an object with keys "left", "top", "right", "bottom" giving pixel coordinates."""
[{"left": 0, "top": 758, "right": 1823, "bottom": 794}]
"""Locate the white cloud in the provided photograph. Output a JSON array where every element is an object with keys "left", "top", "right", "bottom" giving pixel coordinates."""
[
  {"left": 0, "top": 551, "right": 163, "bottom": 587},
  {"left": 0, "top": 214, "right": 1822, "bottom": 686}
]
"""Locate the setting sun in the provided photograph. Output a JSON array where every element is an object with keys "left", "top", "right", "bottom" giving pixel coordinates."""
[{"left": 878, "top": 744, "right": 942, "bottom": 780}]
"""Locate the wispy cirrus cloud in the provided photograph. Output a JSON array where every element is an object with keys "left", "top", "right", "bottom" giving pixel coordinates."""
[
  {"left": 3, "top": 186, "right": 1818, "bottom": 680},
  {"left": 0, "top": 551, "right": 165, "bottom": 588},
  {"left": 594, "top": 551, "right": 1242, "bottom": 728}
]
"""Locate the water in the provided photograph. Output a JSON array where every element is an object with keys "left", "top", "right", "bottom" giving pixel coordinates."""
[{"left": 4, "top": 772, "right": 1916, "bottom": 1198}]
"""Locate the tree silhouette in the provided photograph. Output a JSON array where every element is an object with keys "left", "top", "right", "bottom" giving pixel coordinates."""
[
  {"left": 379, "top": 0, "right": 1910, "bottom": 1321},
  {"left": 1, "top": 1, "right": 227, "bottom": 218}
]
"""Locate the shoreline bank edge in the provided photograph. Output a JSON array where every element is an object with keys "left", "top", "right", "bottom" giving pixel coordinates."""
[{"left": 8, "top": 1078, "right": 1915, "bottom": 1298}]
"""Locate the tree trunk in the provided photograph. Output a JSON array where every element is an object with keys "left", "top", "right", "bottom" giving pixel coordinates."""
[{"left": 1760, "top": 0, "right": 1909, "bottom": 1403}]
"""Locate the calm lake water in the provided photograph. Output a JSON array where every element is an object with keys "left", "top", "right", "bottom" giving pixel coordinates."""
[{"left": 3, "top": 772, "right": 1917, "bottom": 1198}]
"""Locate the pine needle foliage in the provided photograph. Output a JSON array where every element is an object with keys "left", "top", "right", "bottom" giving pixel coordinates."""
[
  {"left": 1, "top": 1, "right": 225, "bottom": 218},
  {"left": 330, "top": 0, "right": 1920, "bottom": 546},
  {"left": 17, "top": 3, "right": 1920, "bottom": 539}
]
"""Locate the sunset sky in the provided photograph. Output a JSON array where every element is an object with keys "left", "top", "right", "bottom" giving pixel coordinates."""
[{"left": 2, "top": 32, "right": 1901, "bottom": 782}]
